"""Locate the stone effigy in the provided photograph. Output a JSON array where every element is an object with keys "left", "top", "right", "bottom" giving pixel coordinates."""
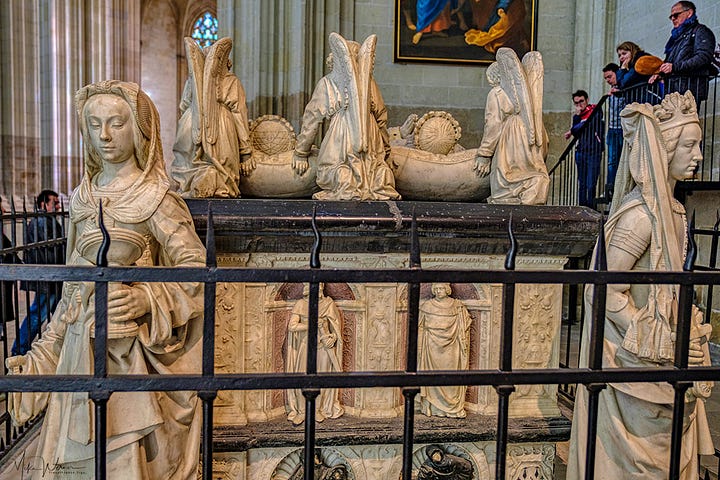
[
  {"left": 292, "top": 32, "right": 400, "bottom": 201},
  {"left": 5, "top": 81, "right": 206, "bottom": 479},
  {"left": 285, "top": 283, "right": 344, "bottom": 425},
  {"left": 418, "top": 283, "right": 472, "bottom": 418},
  {"left": 171, "top": 37, "right": 252, "bottom": 198},
  {"left": 474, "top": 48, "right": 549, "bottom": 205},
  {"left": 568, "top": 92, "right": 713, "bottom": 479}
]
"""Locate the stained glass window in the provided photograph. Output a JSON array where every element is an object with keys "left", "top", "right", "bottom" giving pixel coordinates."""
[{"left": 191, "top": 12, "right": 218, "bottom": 48}]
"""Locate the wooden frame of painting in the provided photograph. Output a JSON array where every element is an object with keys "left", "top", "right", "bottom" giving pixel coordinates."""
[{"left": 394, "top": 0, "right": 539, "bottom": 65}]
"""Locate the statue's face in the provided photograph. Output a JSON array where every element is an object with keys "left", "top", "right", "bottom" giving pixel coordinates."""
[
  {"left": 84, "top": 93, "right": 136, "bottom": 166},
  {"left": 432, "top": 283, "right": 449, "bottom": 299},
  {"left": 669, "top": 123, "right": 702, "bottom": 181}
]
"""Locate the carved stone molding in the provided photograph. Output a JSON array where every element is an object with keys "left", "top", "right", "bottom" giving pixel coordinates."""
[{"left": 506, "top": 444, "right": 555, "bottom": 480}]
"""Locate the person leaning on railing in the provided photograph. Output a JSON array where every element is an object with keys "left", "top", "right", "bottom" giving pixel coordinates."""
[{"left": 649, "top": 1, "right": 717, "bottom": 103}]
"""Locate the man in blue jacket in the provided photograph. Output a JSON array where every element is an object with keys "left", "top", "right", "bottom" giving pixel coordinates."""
[{"left": 656, "top": 1, "right": 716, "bottom": 102}]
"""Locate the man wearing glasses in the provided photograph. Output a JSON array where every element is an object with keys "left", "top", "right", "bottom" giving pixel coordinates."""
[{"left": 652, "top": 1, "right": 716, "bottom": 103}]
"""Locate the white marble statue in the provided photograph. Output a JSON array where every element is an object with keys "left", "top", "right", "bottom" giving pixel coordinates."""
[
  {"left": 292, "top": 33, "right": 400, "bottom": 201},
  {"left": 171, "top": 37, "right": 252, "bottom": 198},
  {"left": 5, "top": 81, "right": 206, "bottom": 479},
  {"left": 286, "top": 284, "right": 344, "bottom": 425},
  {"left": 418, "top": 283, "right": 472, "bottom": 418},
  {"left": 568, "top": 92, "right": 713, "bottom": 480},
  {"left": 474, "top": 48, "right": 549, "bottom": 205}
]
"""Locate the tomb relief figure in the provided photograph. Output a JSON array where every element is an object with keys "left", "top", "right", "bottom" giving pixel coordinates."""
[
  {"left": 171, "top": 37, "right": 252, "bottom": 198},
  {"left": 388, "top": 111, "right": 491, "bottom": 202},
  {"left": 286, "top": 283, "right": 344, "bottom": 425},
  {"left": 474, "top": 48, "right": 549, "bottom": 205},
  {"left": 417, "top": 444, "right": 474, "bottom": 480},
  {"left": 418, "top": 283, "right": 472, "bottom": 418},
  {"left": 569, "top": 92, "right": 713, "bottom": 480},
  {"left": 6, "top": 81, "right": 206, "bottom": 479},
  {"left": 292, "top": 32, "right": 401, "bottom": 201}
]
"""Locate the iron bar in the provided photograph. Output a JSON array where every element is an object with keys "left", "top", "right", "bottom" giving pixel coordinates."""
[
  {"left": 585, "top": 217, "right": 607, "bottom": 480},
  {"left": 402, "top": 209, "right": 421, "bottom": 480},
  {"left": 495, "top": 217, "right": 517, "bottom": 479}
]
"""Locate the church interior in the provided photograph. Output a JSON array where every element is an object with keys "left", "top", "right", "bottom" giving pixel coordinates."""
[{"left": 1, "top": 0, "right": 720, "bottom": 479}]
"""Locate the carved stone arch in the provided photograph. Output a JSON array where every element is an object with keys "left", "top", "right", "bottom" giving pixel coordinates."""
[{"left": 405, "top": 444, "right": 489, "bottom": 480}]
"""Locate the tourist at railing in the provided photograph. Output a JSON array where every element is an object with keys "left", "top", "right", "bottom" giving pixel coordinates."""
[
  {"left": 650, "top": 1, "right": 717, "bottom": 104},
  {"left": 602, "top": 63, "right": 625, "bottom": 200},
  {"left": 564, "top": 90, "right": 604, "bottom": 208},
  {"left": 13, "top": 190, "right": 64, "bottom": 356}
]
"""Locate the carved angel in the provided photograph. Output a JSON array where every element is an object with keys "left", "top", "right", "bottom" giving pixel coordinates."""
[
  {"left": 292, "top": 32, "right": 400, "bottom": 201},
  {"left": 171, "top": 37, "right": 252, "bottom": 198},
  {"left": 474, "top": 47, "right": 549, "bottom": 205}
]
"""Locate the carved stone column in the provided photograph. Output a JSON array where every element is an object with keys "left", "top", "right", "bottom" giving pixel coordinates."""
[
  {"left": 218, "top": 0, "right": 355, "bottom": 128},
  {"left": 0, "top": 0, "right": 141, "bottom": 198}
]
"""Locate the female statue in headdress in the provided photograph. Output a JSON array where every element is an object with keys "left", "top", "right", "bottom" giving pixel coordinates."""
[
  {"left": 569, "top": 91, "right": 712, "bottom": 480},
  {"left": 6, "top": 80, "right": 206, "bottom": 479}
]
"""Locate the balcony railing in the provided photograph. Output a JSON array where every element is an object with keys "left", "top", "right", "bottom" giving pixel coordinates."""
[{"left": 549, "top": 75, "right": 720, "bottom": 209}]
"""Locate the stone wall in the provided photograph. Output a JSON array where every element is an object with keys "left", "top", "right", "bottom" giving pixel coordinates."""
[{"left": 350, "top": 0, "right": 578, "bottom": 159}]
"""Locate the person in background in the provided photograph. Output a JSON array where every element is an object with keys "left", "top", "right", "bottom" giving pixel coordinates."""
[
  {"left": 615, "top": 41, "right": 663, "bottom": 104},
  {"left": 13, "top": 190, "right": 64, "bottom": 355},
  {"left": 603, "top": 63, "right": 625, "bottom": 199},
  {"left": 564, "top": 90, "right": 605, "bottom": 208},
  {"left": 652, "top": 1, "right": 716, "bottom": 103}
]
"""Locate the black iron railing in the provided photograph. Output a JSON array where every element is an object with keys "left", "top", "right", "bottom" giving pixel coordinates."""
[
  {"left": 0, "top": 198, "right": 66, "bottom": 455},
  {"left": 549, "top": 75, "right": 720, "bottom": 209},
  {"left": 0, "top": 206, "right": 718, "bottom": 480}
]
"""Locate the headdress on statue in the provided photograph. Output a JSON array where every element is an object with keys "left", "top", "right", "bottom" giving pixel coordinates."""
[
  {"left": 653, "top": 90, "right": 699, "bottom": 133},
  {"left": 73, "top": 80, "right": 169, "bottom": 225}
]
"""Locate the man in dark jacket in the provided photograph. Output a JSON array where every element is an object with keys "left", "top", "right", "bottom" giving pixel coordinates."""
[
  {"left": 564, "top": 90, "right": 605, "bottom": 209},
  {"left": 658, "top": 1, "right": 716, "bottom": 102},
  {"left": 13, "top": 189, "right": 65, "bottom": 355}
]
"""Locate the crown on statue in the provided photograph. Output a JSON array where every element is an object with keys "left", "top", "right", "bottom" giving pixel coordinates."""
[{"left": 654, "top": 91, "right": 699, "bottom": 132}]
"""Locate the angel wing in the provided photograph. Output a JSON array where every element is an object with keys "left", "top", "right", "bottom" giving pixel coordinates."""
[
  {"left": 184, "top": 37, "right": 205, "bottom": 146},
  {"left": 328, "top": 32, "right": 363, "bottom": 153},
  {"left": 496, "top": 47, "right": 535, "bottom": 145},
  {"left": 203, "top": 37, "right": 233, "bottom": 146},
  {"left": 522, "top": 51, "right": 545, "bottom": 148},
  {"left": 357, "top": 34, "right": 377, "bottom": 154}
]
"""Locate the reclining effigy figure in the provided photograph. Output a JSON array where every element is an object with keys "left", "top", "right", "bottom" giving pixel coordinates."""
[
  {"left": 292, "top": 33, "right": 401, "bottom": 201},
  {"left": 473, "top": 48, "right": 549, "bottom": 205},
  {"left": 172, "top": 37, "right": 252, "bottom": 198}
]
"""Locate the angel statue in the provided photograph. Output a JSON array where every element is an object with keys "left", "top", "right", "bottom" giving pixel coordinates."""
[
  {"left": 292, "top": 33, "right": 401, "bottom": 201},
  {"left": 171, "top": 37, "right": 252, "bottom": 198},
  {"left": 473, "top": 47, "right": 549, "bottom": 205}
]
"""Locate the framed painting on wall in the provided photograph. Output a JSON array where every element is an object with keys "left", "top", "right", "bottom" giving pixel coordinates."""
[{"left": 394, "top": 0, "right": 538, "bottom": 65}]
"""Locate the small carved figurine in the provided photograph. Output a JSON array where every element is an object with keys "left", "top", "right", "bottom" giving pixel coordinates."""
[
  {"left": 171, "top": 37, "right": 252, "bottom": 198},
  {"left": 569, "top": 92, "right": 713, "bottom": 480},
  {"left": 286, "top": 284, "right": 344, "bottom": 425},
  {"left": 417, "top": 445, "right": 473, "bottom": 480},
  {"left": 418, "top": 283, "right": 472, "bottom": 418},
  {"left": 292, "top": 32, "right": 400, "bottom": 201},
  {"left": 474, "top": 47, "right": 549, "bottom": 205},
  {"left": 6, "top": 80, "right": 206, "bottom": 479}
]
